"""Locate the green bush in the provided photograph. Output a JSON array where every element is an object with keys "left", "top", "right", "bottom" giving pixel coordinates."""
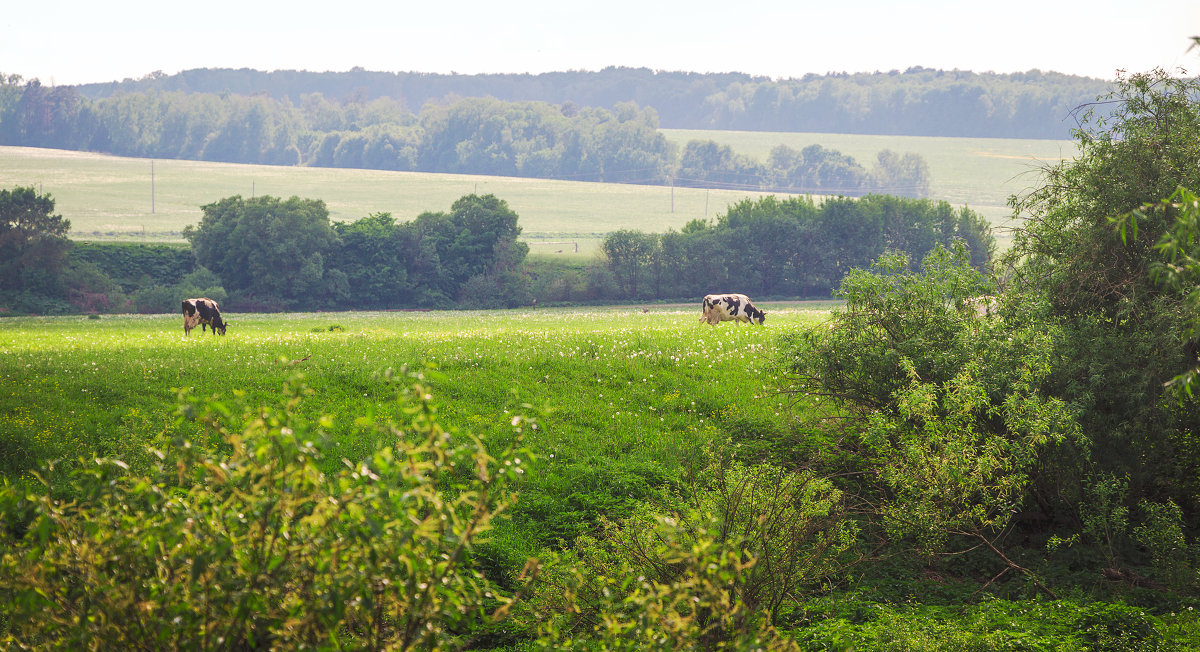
[
  {"left": 0, "top": 370, "right": 531, "bottom": 650},
  {"left": 517, "top": 452, "right": 856, "bottom": 649}
]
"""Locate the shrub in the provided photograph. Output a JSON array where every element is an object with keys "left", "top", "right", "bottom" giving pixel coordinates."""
[
  {"left": 0, "top": 370, "right": 532, "bottom": 650},
  {"left": 518, "top": 453, "right": 856, "bottom": 649}
]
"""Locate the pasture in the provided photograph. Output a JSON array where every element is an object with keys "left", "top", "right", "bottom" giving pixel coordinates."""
[
  {"left": 5, "top": 309, "right": 1198, "bottom": 648},
  {"left": 0, "top": 304, "right": 829, "bottom": 552}
]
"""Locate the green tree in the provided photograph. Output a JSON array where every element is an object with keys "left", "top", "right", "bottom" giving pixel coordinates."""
[
  {"left": 184, "top": 195, "right": 347, "bottom": 307},
  {"left": 781, "top": 244, "right": 1076, "bottom": 596},
  {"left": 602, "top": 229, "right": 658, "bottom": 298},
  {"left": 1007, "top": 69, "right": 1200, "bottom": 512},
  {"left": 330, "top": 212, "right": 412, "bottom": 307},
  {"left": 0, "top": 186, "right": 71, "bottom": 297}
]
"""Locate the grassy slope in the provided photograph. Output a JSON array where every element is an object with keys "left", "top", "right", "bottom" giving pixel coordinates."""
[
  {"left": 2, "top": 132, "right": 1075, "bottom": 253},
  {"left": 0, "top": 146, "right": 783, "bottom": 256},
  {"left": 664, "top": 129, "right": 1077, "bottom": 238}
]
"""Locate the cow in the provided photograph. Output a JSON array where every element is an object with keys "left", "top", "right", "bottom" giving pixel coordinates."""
[
  {"left": 699, "top": 293, "right": 767, "bottom": 326},
  {"left": 182, "top": 298, "right": 227, "bottom": 336}
]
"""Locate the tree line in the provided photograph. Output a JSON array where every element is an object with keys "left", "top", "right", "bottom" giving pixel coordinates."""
[
  {"left": 72, "top": 66, "right": 1111, "bottom": 139},
  {"left": 599, "top": 194, "right": 991, "bottom": 300},
  {"left": 0, "top": 77, "right": 930, "bottom": 196},
  {"left": 1, "top": 186, "right": 991, "bottom": 315}
]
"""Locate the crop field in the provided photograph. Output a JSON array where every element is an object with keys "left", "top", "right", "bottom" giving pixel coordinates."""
[
  {"left": 663, "top": 128, "right": 1078, "bottom": 237},
  {"left": 2, "top": 133, "right": 1075, "bottom": 254},
  {"left": 0, "top": 304, "right": 831, "bottom": 553},
  {"left": 0, "top": 146, "right": 787, "bottom": 257}
]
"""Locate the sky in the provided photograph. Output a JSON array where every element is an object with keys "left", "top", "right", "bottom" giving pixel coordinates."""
[{"left": 4, "top": 0, "right": 1199, "bottom": 86}]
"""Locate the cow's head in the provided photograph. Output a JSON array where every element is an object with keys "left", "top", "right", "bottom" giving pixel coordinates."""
[
  {"left": 214, "top": 319, "right": 228, "bottom": 335},
  {"left": 748, "top": 307, "right": 767, "bottom": 325}
]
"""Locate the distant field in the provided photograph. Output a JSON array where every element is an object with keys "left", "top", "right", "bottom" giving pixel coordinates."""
[
  {"left": 663, "top": 129, "right": 1078, "bottom": 237},
  {"left": 0, "top": 147, "right": 790, "bottom": 257},
  {"left": 1, "top": 134, "right": 1076, "bottom": 253}
]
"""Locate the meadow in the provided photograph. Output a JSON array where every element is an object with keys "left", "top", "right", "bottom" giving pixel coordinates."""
[
  {"left": 0, "top": 304, "right": 831, "bottom": 556},
  {"left": 1, "top": 131, "right": 1075, "bottom": 253},
  {"left": 6, "top": 308, "right": 1200, "bottom": 649}
]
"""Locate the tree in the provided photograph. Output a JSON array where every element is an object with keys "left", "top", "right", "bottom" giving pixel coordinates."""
[
  {"left": 184, "top": 195, "right": 347, "bottom": 308},
  {"left": 330, "top": 212, "right": 412, "bottom": 308},
  {"left": 0, "top": 186, "right": 71, "bottom": 297},
  {"left": 780, "top": 244, "right": 1076, "bottom": 597},
  {"left": 602, "top": 230, "right": 658, "bottom": 298},
  {"left": 1006, "top": 69, "right": 1200, "bottom": 512}
]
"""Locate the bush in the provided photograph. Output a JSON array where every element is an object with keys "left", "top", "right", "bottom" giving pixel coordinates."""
[
  {"left": 0, "top": 370, "right": 533, "bottom": 649},
  {"left": 517, "top": 452, "right": 857, "bottom": 649}
]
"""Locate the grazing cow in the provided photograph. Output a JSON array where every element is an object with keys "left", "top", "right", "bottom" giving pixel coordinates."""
[
  {"left": 182, "top": 298, "right": 227, "bottom": 336},
  {"left": 700, "top": 293, "right": 767, "bottom": 326}
]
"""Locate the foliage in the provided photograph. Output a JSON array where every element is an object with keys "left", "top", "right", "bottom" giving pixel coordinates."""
[
  {"left": 674, "top": 140, "right": 932, "bottom": 197},
  {"left": 1, "top": 67, "right": 1089, "bottom": 191},
  {"left": 69, "top": 66, "right": 1109, "bottom": 138},
  {"left": 602, "top": 194, "right": 993, "bottom": 300},
  {"left": 0, "top": 186, "right": 71, "bottom": 299},
  {"left": 0, "top": 186, "right": 134, "bottom": 314},
  {"left": 69, "top": 242, "right": 196, "bottom": 293},
  {"left": 519, "top": 453, "right": 855, "bottom": 649},
  {"left": 1114, "top": 187, "right": 1200, "bottom": 398},
  {"left": 184, "top": 194, "right": 348, "bottom": 309},
  {"left": 787, "top": 595, "right": 1194, "bottom": 651},
  {"left": 1006, "top": 69, "right": 1200, "bottom": 517},
  {"left": 780, "top": 243, "right": 1080, "bottom": 596},
  {"left": 0, "top": 370, "right": 532, "bottom": 650}
]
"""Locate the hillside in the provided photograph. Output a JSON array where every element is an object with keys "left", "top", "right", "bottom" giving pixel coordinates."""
[{"left": 1, "top": 130, "right": 1073, "bottom": 249}]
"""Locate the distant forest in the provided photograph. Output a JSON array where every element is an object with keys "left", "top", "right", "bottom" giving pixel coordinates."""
[
  {"left": 0, "top": 67, "right": 1110, "bottom": 197},
  {"left": 1, "top": 72, "right": 936, "bottom": 196},
  {"left": 74, "top": 66, "right": 1111, "bottom": 139}
]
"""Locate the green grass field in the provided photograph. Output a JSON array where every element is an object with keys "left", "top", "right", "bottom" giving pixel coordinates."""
[
  {"left": 0, "top": 304, "right": 829, "bottom": 548},
  {"left": 4, "top": 307, "right": 1197, "bottom": 648},
  {"left": 2, "top": 132, "right": 1075, "bottom": 253}
]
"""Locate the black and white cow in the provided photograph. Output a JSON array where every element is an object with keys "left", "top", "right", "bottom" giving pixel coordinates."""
[
  {"left": 182, "top": 298, "right": 227, "bottom": 336},
  {"left": 700, "top": 293, "right": 767, "bottom": 326}
]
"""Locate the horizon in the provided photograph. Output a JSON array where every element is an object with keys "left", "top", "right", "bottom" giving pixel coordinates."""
[
  {"left": 3, "top": 1, "right": 1198, "bottom": 88},
  {"left": 61, "top": 63, "right": 1120, "bottom": 88}
]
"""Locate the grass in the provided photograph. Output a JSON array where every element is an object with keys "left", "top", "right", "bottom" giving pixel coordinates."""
[
  {"left": 0, "top": 304, "right": 829, "bottom": 555},
  {"left": 4, "top": 306, "right": 1198, "bottom": 647},
  {"left": 2, "top": 132, "right": 1076, "bottom": 253},
  {"left": 1, "top": 146, "right": 784, "bottom": 256}
]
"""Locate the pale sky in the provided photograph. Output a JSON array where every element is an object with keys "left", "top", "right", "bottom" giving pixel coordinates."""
[{"left": 4, "top": 0, "right": 1198, "bottom": 86}]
